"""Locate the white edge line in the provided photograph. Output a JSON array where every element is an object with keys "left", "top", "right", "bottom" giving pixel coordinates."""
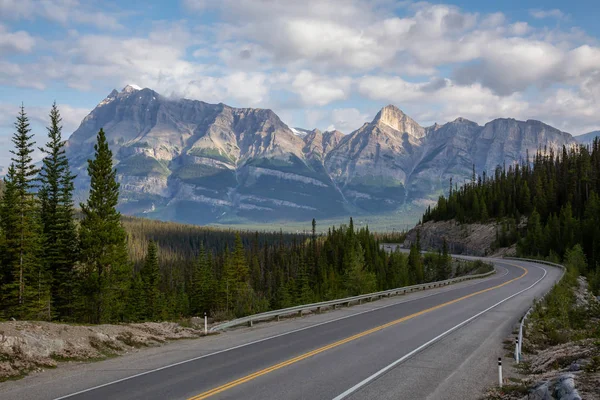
[
  {"left": 331, "top": 262, "right": 549, "bottom": 400},
  {"left": 53, "top": 264, "right": 509, "bottom": 400}
]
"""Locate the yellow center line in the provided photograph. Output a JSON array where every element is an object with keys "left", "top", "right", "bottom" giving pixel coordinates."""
[{"left": 188, "top": 262, "right": 527, "bottom": 400}]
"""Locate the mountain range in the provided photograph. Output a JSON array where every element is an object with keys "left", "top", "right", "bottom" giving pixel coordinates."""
[
  {"left": 65, "top": 85, "right": 585, "bottom": 225},
  {"left": 575, "top": 130, "right": 600, "bottom": 145}
]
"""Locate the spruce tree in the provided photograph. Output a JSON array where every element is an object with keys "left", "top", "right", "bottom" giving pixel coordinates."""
[
  {"left": 231, "top": 234, "right": 249, "bottom": 287},
  {"left": 124, "top": 273, "right": 144, "bottom": 322},
  {"left": 408, "top": 231, "right": 423, "bottom": 284},
  {"left": 39, "top": 103, "right": 78, "bottom": 320},
  {"left": 1, "top": 106, "right": 45, "bottom": 319},
  {"left": 0, "top": 165, "right": 19, "bottom": 318},
  {"left": 344, "top": 242, "right": 376, "bottom": 296},
  {"left": 78, "top": 128, "right": 130, "bottom": 323},
  {"left": 296, "top": 259, "right": 313, "bottom": 304},
  {"left": 140, "top": 240, "right": 161, "bottom": 319},
  {"left": 190, "top": 244, "right": 214, "bottom": 315}
]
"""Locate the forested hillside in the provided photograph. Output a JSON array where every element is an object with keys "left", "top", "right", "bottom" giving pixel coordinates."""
[
  {"left": 0, "top": 105, "right": 457, "bottom": 324},
  {"left": 422, "top": 142, "right": 600, "bottom": 293}
]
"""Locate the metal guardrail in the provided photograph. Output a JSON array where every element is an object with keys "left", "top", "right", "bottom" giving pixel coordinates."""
[
  {"left": 503, "top": 257, "right": 566, "bottom": 360},
  {"left": 210, "top": 266, "right": 496, "bottom": 332}
]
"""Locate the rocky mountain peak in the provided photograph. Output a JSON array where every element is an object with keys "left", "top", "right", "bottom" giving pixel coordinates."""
[
  {"left": 65, "top": 85, "right": 581, "bottom": 226},
  {"left": 576, "top": 130, "right": 600, "bottom": 145},
  {"left": 323, "top": 129, "right": 344, "bottom": 139},
  {"left": 372, "top": 105, "right": 425, "bottom": 138},
  {"left": 122, "top": 84, "right": 142, "bottom": 93}
]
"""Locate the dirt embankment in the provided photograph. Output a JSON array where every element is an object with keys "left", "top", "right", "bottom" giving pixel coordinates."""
[
  {"left": 403, "top": 219, "right": 516, "bottom": 257},
  {"left": 0, "top": 321, "right": 205, "bottom": 381}
]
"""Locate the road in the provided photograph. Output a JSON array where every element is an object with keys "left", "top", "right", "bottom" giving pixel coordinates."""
[{"left": 1, "top": 257, "right": 562, "bottom": 400}]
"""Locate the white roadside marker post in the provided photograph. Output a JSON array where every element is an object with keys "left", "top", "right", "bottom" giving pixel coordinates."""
[
  {"left": 204, "top": 312, "right": 207, "bottom": 335},
  {"left": 515, "top": 337, "right": 519, "bottom": 364},
  {"left": 498, "top": 358, "right": 503, "bottom": 388}
]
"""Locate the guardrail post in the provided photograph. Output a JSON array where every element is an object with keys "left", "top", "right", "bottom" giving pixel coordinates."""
[
  {"left": 204, "top": 312, "right": 207, "bottom": 335},
  {"left": 518, "top": 326, "right": 523, "bottom": 356},
  {"left": 317, "top": 306, "right": 322, "bottom": 313},
  {"left": 248, "top": 320, "right": 253, "bottom": 327},
  {"left": 298, "top": 310, "right": 302, "bottom": 317},
  {"left": 498, "top": 358, "right": 503, "bottom": 388}
]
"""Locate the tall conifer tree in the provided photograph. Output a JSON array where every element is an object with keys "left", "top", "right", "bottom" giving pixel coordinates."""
[
  {"left": 78, "top": 128, "right": 130, "bottom": 323},
  {"left": 1, "top": 106, "right": 44, "bottom": 319},
  {"left": 39, "top": 103, "right": 78, "bottom": 320},
  {"left": 140, "top": 240, "right": 161, "bottom": 319},
  {"left": 190, "top": 244, "right": 214, "bottom": 315}
]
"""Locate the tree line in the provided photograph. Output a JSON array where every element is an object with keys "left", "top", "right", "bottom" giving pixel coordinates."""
[
  {"left": 0, "top": 104, "right": 462, "bottom": 324},
  {"left": 422, "top": 143, "right": 600, "bottom": 293}
]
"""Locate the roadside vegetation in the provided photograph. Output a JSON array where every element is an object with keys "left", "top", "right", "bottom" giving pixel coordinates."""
[{"left": 482, "top": 245, "right": 600, "bottom": 399}]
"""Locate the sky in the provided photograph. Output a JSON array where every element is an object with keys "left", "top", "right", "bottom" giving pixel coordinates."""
[{"left": 1, "top": 0, "right": 600, "bottom": 169}]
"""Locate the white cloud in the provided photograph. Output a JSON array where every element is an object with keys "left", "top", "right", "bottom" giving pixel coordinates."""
[
  {"left": 0, "top": 25, "right": 35, "bottom": 55},
  {"left": 480, "top": 12, "right": 505, "bottom": 28},
  {"left": 2, "top": 0, "right": 600, "bottom": 138},
  {"left": 509, "top": 22, "right": 531, "bottom": 36},
  {"left": 0, "top": 0, "right": 123, "bottom": 30},
  {"left": 304, "top": 109, "right": 326, "bottom": 129},
  {"left": 183, "top": 72, "right": 269, "bottom": 106},
  {"left": 357, "top": 73, "right": 600, "bottom": 135},
  {"left": 291, "top": 71, "right": 352, "bottom": 106},
  {"left": 326, "top": 108, "right": 370, "bottom": 133},
  {"left": 0, "top": 102, "right": 89, "bottom": 136},
  {"left": 530, "top": 9, "right": 566, "bottom": 20}
]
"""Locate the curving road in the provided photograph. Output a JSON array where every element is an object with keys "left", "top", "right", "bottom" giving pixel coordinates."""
[{"left": 1, "top": 257, "right": 561, "bottom": 400}]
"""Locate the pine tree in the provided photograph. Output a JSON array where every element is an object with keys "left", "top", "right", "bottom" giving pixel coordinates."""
[
  {"left": 440, "top": 238, "right": 451, "bottom": 280},
  {"left": 78, "top": 128, "right": 130, "bottom": 323},
  {"left": 344, "top": 242, "right": 376, "bottom": 296},
  {"left": 472, "top": 194, "right": 480, "bottom": 220},
  {"left": 0, "top": 165, "right": 19, "bottom": 318},
  {"left": 0, "top": 106, "right": 45, "bottom": 319},
  {"left": 140, "top": 241, "right": 161, "bottom": 319},
  {"left": 39, "top": 103, "right": 78, "bottom": 320},
  {"left": 124, "top": 273, "right": 144, "bottom": 322},
  {"left": 190, "top": 244, "right": 214, "bottom": 315},
  {"left": 408, "top": 231, "right": 423, "bottom": 284},
  {"left": 296, "top": 259, "right": 313, "bottom": 304},
  {"left": 230, "top": 234, "right": 249, "bottom": 296}
]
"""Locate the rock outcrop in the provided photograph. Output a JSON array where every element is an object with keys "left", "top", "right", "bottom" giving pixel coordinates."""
[{"left": 402, "top": 220, "right": 517, "bottom": 256}]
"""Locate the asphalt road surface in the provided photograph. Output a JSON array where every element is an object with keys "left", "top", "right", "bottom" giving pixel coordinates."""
[{"left": 1, "top": 256, "right": 562, "bottom": 400}]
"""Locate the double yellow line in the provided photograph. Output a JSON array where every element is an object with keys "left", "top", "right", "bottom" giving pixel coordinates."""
[{"left": 188, "top": 263, "right": 527, "bottom": 400}]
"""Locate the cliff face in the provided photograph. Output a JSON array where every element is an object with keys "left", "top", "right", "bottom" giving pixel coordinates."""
[
  {"left": 402, "top": 220, "right": 517, "bottom": 257},
  {"left": 67, "top": 85, "right": 344, "bottom": 224},
  {"left": 66, "top": 87, "right": 579, "bottom": 225}
]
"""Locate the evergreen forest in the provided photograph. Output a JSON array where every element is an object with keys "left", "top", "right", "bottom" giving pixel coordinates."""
[
  {"left": 422, "top": 144, "right": 600, "bottom": 293},
  {"left": 0, "top": 105, "right": 466, "bottom": 324}
]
